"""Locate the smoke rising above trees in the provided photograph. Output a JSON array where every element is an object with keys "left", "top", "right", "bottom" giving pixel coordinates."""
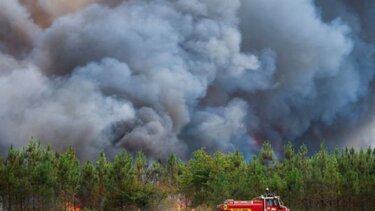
[{"left": 0, "top": 0, "right": 374, "bottom": 159}]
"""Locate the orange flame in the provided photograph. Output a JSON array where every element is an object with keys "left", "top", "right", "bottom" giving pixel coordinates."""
[{"left": 66, "top": 202, "right": 80, "bottom": 211}]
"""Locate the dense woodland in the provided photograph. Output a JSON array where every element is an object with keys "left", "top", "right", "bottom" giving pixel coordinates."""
[{"left": 0, "top": 139, "right": 374, "bottom": 211}]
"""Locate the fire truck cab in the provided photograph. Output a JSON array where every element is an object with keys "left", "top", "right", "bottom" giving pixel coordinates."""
[{"left": 217, "top": 190, "right": 289, "bottom": 211}]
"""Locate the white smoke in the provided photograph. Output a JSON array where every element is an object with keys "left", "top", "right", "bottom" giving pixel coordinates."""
[{"left": 0, "top": 0, "right": 374, "bottom": 159}]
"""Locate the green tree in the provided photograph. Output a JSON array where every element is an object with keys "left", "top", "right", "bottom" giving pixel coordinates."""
[
  {"left": 180, "top": 149, "right": 212, "bottom": 207},
  {"left": 31, "top": 145, "right": 57, "bottom": 210},
  {"left": 4, "top": 146, "right": 27, "bottom": 210},
  {"left": 96, "top": 151, "right": 112, "bottom": 211},
  {"left": 284, "top": 142, "right": 295, "bottom": 160},
  {"left": 22, "top": 140, "right": 57, "bottom": 210},
  {"left": 259, "top": 142, "right": 275, "bottom": 166},
  {"left": 146, "top": 160, "right": 165, "bottom": 184},
  {"left": 79, "top": 161, "right": 99, "bottom": 209},
  {"left": 133, "top": 151, "right": 166, "bottom": 209},
  {"left": 309, "top": 144, "right": 341, "bottom": 210},
  {"left": 166, "top": 154, "right": 179, "bottom": 185},
  {"left": 108, "top": 151, "right": 135, "bottom": 210},
  {"left": 134, "top": 151, "right": 147, "bottom": 181},
  {"left": 0, "top": 140, "right": 373, "bottom": 210},
  {"left": 247, "top": 156, "right": 267, "bottom": 197},
  {"left": 57, "top": 147, "right": 81, "bottom": 210}
]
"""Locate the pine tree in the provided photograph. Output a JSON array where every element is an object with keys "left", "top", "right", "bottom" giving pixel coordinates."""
[
  {"left": 95, "top": 151, "right": 111, "bottom": 211},
  {"left": 110, "top": 151, "right": 135, "bottom": 210},
  {"left": 32, "top": 145, "right": 57, "bottom": 209},
  {"left": 180, "top": 149, "right": 212, "bottom": 207},
  {"left": 79, "top": 161, "right": 99, "bottom": 209},
  {"left": 4, "top": 146, "right": 24, "bottom": 210},
  {"left": 259, "top": 142, "right": 275, "bottom": 166},
  {"left": 57, "top": 147, "right": 81, "bottom": 210}
]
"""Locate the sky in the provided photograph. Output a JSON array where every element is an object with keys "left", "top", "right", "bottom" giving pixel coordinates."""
[{"left": 0, "top": 0, "right": 374, "bottom": 160}]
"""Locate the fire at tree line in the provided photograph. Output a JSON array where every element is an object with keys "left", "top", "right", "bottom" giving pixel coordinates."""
[{"left": 0, "top": 139, "right": 374, "bottom": 211}]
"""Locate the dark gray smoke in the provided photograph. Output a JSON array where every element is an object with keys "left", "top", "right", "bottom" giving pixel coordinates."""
[
  {"left": 0, "top": 0, "right": 374, "bottom": 159},
  {"left": 239, "top": 0, "right": 375, "bottom": 151}
]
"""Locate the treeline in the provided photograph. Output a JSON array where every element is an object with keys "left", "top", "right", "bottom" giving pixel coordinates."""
[{"left": 0, "top": 140, "right": 374, "bottom": 211}]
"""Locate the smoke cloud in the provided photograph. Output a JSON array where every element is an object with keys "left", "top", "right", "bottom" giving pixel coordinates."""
[{"left": 0, "top": 0, "right": 374, "bottom": 159}]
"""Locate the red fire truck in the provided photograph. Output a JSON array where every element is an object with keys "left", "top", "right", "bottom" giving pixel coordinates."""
[{"left": 217, "top": 189, "right": 289, "bottom": 211}]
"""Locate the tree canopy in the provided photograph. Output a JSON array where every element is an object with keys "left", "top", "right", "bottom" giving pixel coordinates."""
[{"left": 0, "top": 140, "right": 373, "bottom": 210}]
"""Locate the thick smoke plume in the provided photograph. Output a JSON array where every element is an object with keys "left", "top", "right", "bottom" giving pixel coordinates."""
[{"left": 0, "top": 0, "right": 374, "bottom": 159}]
